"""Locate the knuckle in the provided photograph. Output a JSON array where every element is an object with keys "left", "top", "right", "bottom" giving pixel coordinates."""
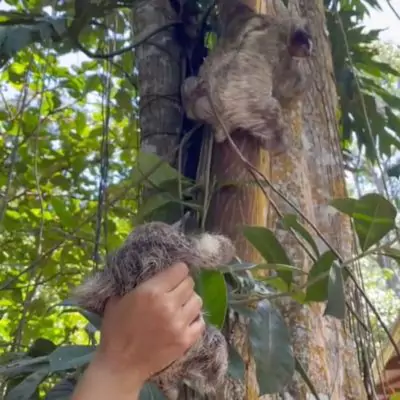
[
  {"left": 173, "top": 262, "right": 189, "bottom": 273},
  {"left": 162, "top": 300, "right": 176, "bottom": 316},
  {"left": 194, "top": 294, "right": 203, "bottom": 308},
  {"left": 142, "top": 287, "right": 160, "bottom": 303},
  {"left": 186, "top": 276, "right": 195, "bottom": 288}
]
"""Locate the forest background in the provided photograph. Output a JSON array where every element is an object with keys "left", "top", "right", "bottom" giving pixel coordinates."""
[{"left": 0, "top": 0, "right": 400, "bottom": 399}]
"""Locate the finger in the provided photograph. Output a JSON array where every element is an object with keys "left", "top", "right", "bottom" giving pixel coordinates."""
[
  {"left": 186, "top": 315, "right": 206, "bottom": 343},
  {"left": 103, "top": 295, "right": 120, "bottom": 315},
  {"left": 144, "top": 262, "right": 189, "bottom": 292},
  {"left": 169, "top": 275, "right": 195, "bottom": 306},
  {"left": 181, "top": 293, "right": 203, "bottom": 325}
]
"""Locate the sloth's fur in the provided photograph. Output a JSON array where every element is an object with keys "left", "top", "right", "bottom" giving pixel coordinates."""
[
  {"left": 181, "top": 1, "right": 312, "bottom": 155},
  {"left": 72, "top": 221, "right": 236, "bottom": 399}
]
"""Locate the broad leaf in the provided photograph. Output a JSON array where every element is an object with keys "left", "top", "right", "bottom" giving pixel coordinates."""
[
  {"left": 242, "top": 226, "right": 293, "bottom": 286},
  {"left": 134, "top": 152, "right": 187, "bottom": 188},
  {"left": 5, "top": 365, "right": 49, "bottom": 400},
  {"left": 249, "top": 301, "right": 295, "bottom": 394},
  {"left": 324, "top": 263, "right": 346, "bottom": 320},
  {"left": 330, "top": 193, "right": 397, "bottom": 251},
  {"left": 197, "top": 270, "right": 227, "bottom": 329},
  {"left": 48, "top": 345, "right": 95, "bottom": 373},
  {"left": 378, "top": 246, "right": 400, "bottom": 266},
  {"left": 305, "top": 251, "right": 337, "bottom": 302},
  {"left": 281, "top": 214, "right": 320, "bottom": 257},
  {"left": 227, "top": 344, "right": 245, "bottom": 381},
  {"left": 0, "top": 356, "right": 48, "bottom": 378}
]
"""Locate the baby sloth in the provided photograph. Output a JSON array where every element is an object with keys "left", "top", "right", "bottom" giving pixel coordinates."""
[
  {"left": 181, "top": 2, "right": 312, "bottom": 155},
  {"left": 72, "top": 221, "right": 236, "bottom": 399}
]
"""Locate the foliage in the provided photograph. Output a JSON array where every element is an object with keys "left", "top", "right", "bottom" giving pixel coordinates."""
[
  {"left": 0, "top": 0, "right": 399, "bottom": 399},
  {"left": 326, "top": 0, "right": 400, "bottom": 161}
]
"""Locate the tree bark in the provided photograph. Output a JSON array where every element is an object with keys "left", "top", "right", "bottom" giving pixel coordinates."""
[
  {"left": 205, "top": 0, "right": 367, "bottom": 398},
  {"left": 132, "top": 0, "right": 183, "bottom": 165}
]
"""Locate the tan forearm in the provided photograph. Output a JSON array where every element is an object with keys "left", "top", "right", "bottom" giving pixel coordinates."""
[{"left": 71, "top": 354, "right": 144, "bottom": 400}]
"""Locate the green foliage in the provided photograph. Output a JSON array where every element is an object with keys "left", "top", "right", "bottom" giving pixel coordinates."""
[
  {"left": 242, "top": 226, "right": 293, "bottom": 286},
  {"left": 248, "top": 301, "right": 295, "bottom": 395},
  {"left": 330, "top": 193, "right": 397, "bottom": 251},
  {"left": 326, "top": 0, "right": 400, "bottom": 160},
  {"left": 196, "top": 270, "right": 227, "bottom": 329}
]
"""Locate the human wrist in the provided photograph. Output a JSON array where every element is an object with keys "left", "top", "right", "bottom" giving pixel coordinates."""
[{"left": 72, "top": 351, "right": 145, "bottom": 400}]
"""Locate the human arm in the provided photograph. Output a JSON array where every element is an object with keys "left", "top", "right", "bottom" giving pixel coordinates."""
[{"left": 71, "top": 262, "right": 205, "bottom": 400}]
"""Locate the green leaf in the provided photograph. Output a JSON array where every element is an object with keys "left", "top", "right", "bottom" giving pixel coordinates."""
[
  {"left": 248, "top": 301, "right": 295, "bottom": 394},
  {"left": 135, "top": 192, "right": 173, "bottom": 224},
  {"left": 115, "top": 89, "right": 133, "bottom": 111},
  {"left": 0, "top": 19, "right": 67, "bottom": 66},
  {"left": 50, "top": 300, "right": 102, "bottom": 330},
  {"left": 0, "top": 356, "right": 48, "bottom": 378},
  {"left": 255, "top": 263, "right": 305, "bottom": 274},
  {"left": 324, "top": 263, "right": 346, "bottom": 320},
  {"left": 51, "top": 197, "right": 71, "bottom": 226},
  {"left": 242, "top": 226, "right": 293, "bottom": 286},
  {"left": 227, "top": 344, "right": 245, "bottom": 381},
  {"left": 305, "top": 251, "right": 337, "bottom": 302},
  {"left": 378, "top": 246, "right": 400, "bottom": 266},
  {"left": 330, "top": 193, "right": 397, "bottom": 251},
  {"left": 48, "top": 345, "right": 95, "bottom": 373},
  {"left": 281, "top": 214, "right": 320, "bottom": 257},
  {"left": 134, "top": 152, "right": 186, "bottom": 188},
  {"left": 263, "top": 276, "right": 289, "bottom": 293},
  {"left": 196, "top": 270, "right": 227, "bottom": 329},
  {"left": 5, "top": 365, "right": 49, "bottom": 400}
]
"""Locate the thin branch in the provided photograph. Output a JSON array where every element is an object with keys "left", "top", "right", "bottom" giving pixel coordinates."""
[{"left": 74, "top": 22, "right": 181, "bottom": 59}]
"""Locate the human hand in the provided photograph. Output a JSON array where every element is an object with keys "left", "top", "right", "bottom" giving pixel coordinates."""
[{"left": 84, "top": 262, "right": 205, "bottom": 397}]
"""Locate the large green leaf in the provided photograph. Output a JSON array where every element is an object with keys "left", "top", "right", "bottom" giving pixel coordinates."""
[
  {"left": 48, "top": 345, "right": 95, "bottom": 373},
  {"left": 330, "top": 193, "right": 397, "bottom": 251},
  {"left": 0, "top": 18, "right": 67, "bottom": 66},
  {"left": 248, "top": 301, "right": 295, "bottom": 394},
  {"left": 0, "top": 356, "right": 48, "bottom": 378},
  {"left": 196, "top": 270, "right": 227, "bottom": 329},
  {"left": 305, "top": 251, "right": 338, "bottom": 302},
  {"left": 5, "top": 365, "right": 49, "bottom": 400},
  {"left": 227, "top": 344, "right": 245, "bottom": 381},
  {"left": 324, "top": 263, "right": 346, "bottom": 320},
  {"left": 242, "top": 226, "right": 293, "bottom": 286},
  {"left": 281, "top": 214, "right": 320, "bottom": 257}
]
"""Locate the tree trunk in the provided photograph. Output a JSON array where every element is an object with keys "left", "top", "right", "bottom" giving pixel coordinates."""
[
  {"left": 133, "top": 0, "right": 367, "bottom": 398},
  {"left": 204, "top": 0, "right": 366, "bottom": 398},
  {"left": 132, "top": 0, "right": 182, "bottom": 165}
]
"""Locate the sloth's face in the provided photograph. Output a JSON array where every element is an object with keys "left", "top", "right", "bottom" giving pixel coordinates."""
[{"left": 288, "top": 27, "right": 313, "bottom": 58}]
